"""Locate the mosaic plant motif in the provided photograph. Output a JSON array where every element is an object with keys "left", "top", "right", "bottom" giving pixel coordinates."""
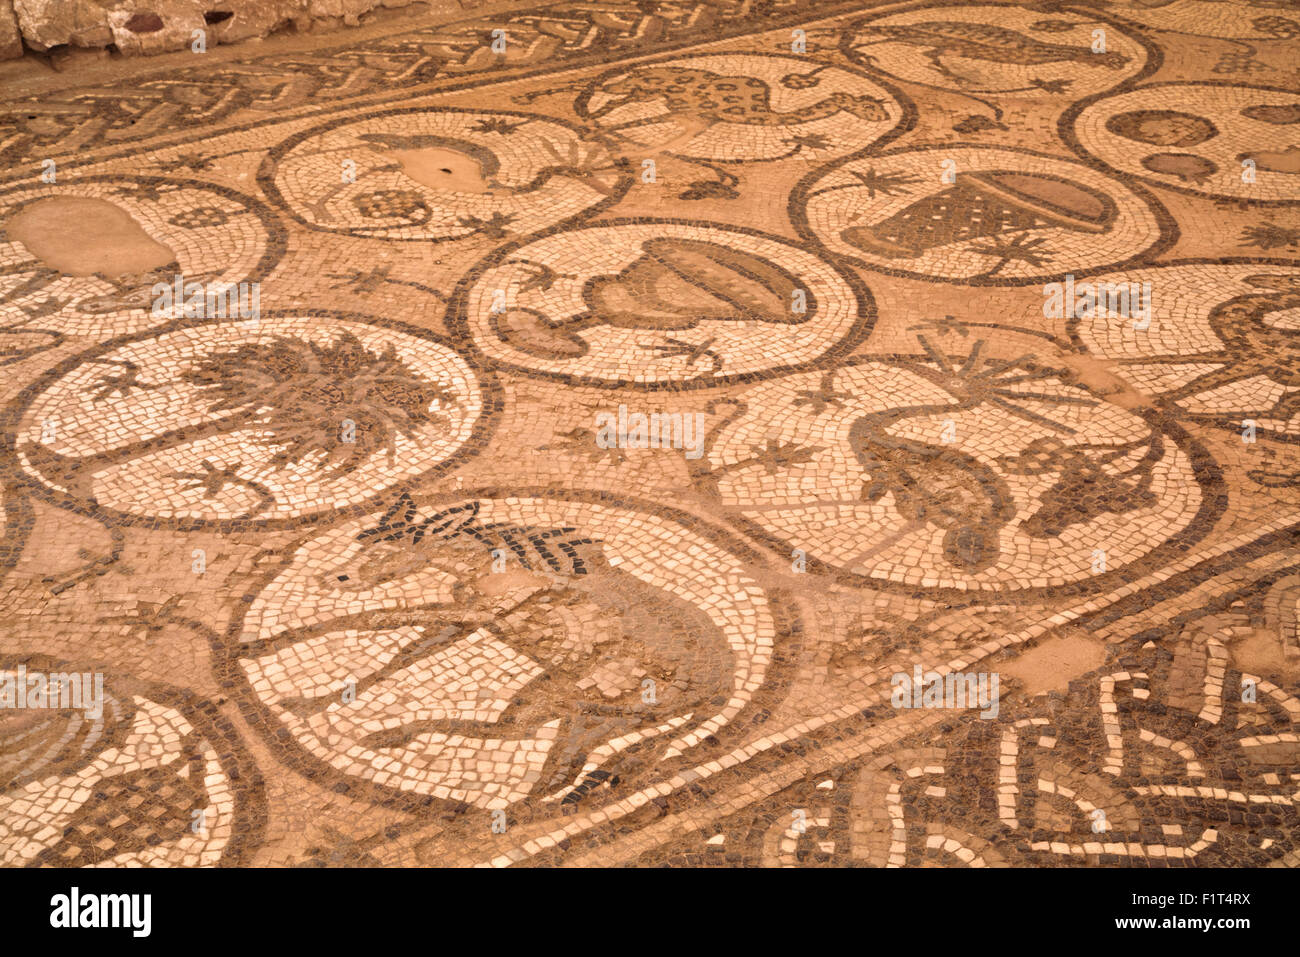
[
  {"left": 0, "top": 0, "right": 1296, "bottom": 869},
  {"left": 0, "top": 656, "right": 262, "bottom": 867},
  {"left": 13, "top": 316, "right": 494, "bottom": 523}
]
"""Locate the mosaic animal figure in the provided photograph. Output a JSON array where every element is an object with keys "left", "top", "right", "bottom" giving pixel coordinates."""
[
  {"left": 848, "top": 408, "right": 1015, "bottom": 573},
  {"left": 589, "top": 65, "right": 890, "bottom": 136},
  {"left": 304, "top": 495, "right": 737, "bottom": 806},
  {"left": 1190, "top": 273, "right": 1300, "bottom": 415},
  {"left": 854, "top": 21, "right": 1130, "bottom": 83}
]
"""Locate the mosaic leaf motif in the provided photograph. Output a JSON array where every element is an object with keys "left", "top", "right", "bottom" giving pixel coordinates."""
[
  {"left": 0, "top": 657, "right": 262, "bottom": 867},
  {"left": 13, "top": 317, "right": 495, "bottom": 524}
]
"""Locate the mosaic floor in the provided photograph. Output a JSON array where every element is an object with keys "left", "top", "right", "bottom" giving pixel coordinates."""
[{"left": 0, "top": 0, "right": 1298, "bottom": 869}]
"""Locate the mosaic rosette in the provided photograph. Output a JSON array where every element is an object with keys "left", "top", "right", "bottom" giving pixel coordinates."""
[
  {"left": 576, "top": 52, "right": 908, "bottom": 163},
  {"left": 796, "top": 146, "right": 1169, "bottom": 284},
  {"left": 697, "top": 351, "right": 1218, "bottom": 594},
  {"left": 222, "top": 491, "right": 792, "bottom": 811},
  {"left": 843, "top": 3, "right": 1149, "bottom": 101},
  {"left": 1071, "top": 263, "right": 1300, "bottom": 442},
  {"left": 9, "top": 313, "right": 496, "bottom": 526},
  {"left": 0, "top": 177, "right": 280, "bottom": 339},
  {"left": 261, "top": 108, "right": 629, "bottom": 240},
  {"left": 0, "top": 656, "right": 262, "bottom": 867},
  {"left": 453, "top": 220, "right": 873, "bottom": 388},
  {"left": 1067, "top": 83, "right": 1300, "bottom": 203}
]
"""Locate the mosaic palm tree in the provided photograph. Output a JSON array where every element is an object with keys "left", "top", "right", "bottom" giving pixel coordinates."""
[{"left": 25, "top": 331, "right": 461, "bottom": 503}]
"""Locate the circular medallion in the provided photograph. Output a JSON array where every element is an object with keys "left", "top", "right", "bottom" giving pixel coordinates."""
[
  {"left": 222, "top": 491, "right": 793, "bottom": 811},
  {"left": 1067, "top": 82, "right": 1300, "bottom": 202},
  {"left": 1071, "top": 262, "right": 1300, "bottom": 442},
  {"left": 260, "top": 108, "right": 630, "bottom": 241},
  {"left": 843, "top": 4, "right": 1150, "bottom": 100},
  {"left": 9, "top": 312, "right": 497, "bottom": 527},
  {"left": 0, "top": 177, "right": 281, "bottom": 339},
  {"left": 697, "top": 348, "right": 1220, "bottom": 595},
  {"left": 576, "top": 52, "right": 908, "bottom": 162},
  {"left": 1104, "top": 0, "right": 1300, "bottom": 41},
  {"left": 796, "top": 145, "right": 1171, "bottom": 284},
  {"left": 452, "top": 220, "right": 874, "bottom": 388},
  {"left": 0, "top": 655, "right": 262, "bottom": 867}
]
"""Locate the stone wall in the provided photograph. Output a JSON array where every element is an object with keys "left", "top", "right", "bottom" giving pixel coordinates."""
[{"left": 0, "top": 0, "right": 472, "bottom": 59}]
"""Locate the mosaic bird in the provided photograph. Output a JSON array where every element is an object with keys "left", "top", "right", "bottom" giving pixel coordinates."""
[{"left": 354, "top": 132, "right": 502, "bottom": 182}]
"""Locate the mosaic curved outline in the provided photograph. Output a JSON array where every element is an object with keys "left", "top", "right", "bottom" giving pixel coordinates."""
[
  {"left": 3, "top": 310, "right": 502, "bottom": 531},
  {"left": 258, "top": 106, "right": 634, "bottom": 242},
  {"left": 840, "top": 1, "right": 1158, "bottom": 105},
  {"left": 1063, "top": 81, "right": 1300, "bottom": 205},
  {"left": 0, "top": 175, "right": 286, "bottom": 340},
  {"left": 792, "top": 143, "right": 1177, "bottom": 285},
  {"left": 0, "top": 653, "right": 265, "bottom": 867},
  {"left": 574, "top": 50, "right": 915, "bottom": 164},
  {"left": 215, "top": 487, "right": 802, "bottom": 817},
  {"left": 690, "top": 350, "right": 1226, "bottom": 601},
  {"left": 448, "top": 218, "right": 877, "bottom": 390},
  {"left": 1067, "top": 259, "right": 1300, "bottom": 443}
]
